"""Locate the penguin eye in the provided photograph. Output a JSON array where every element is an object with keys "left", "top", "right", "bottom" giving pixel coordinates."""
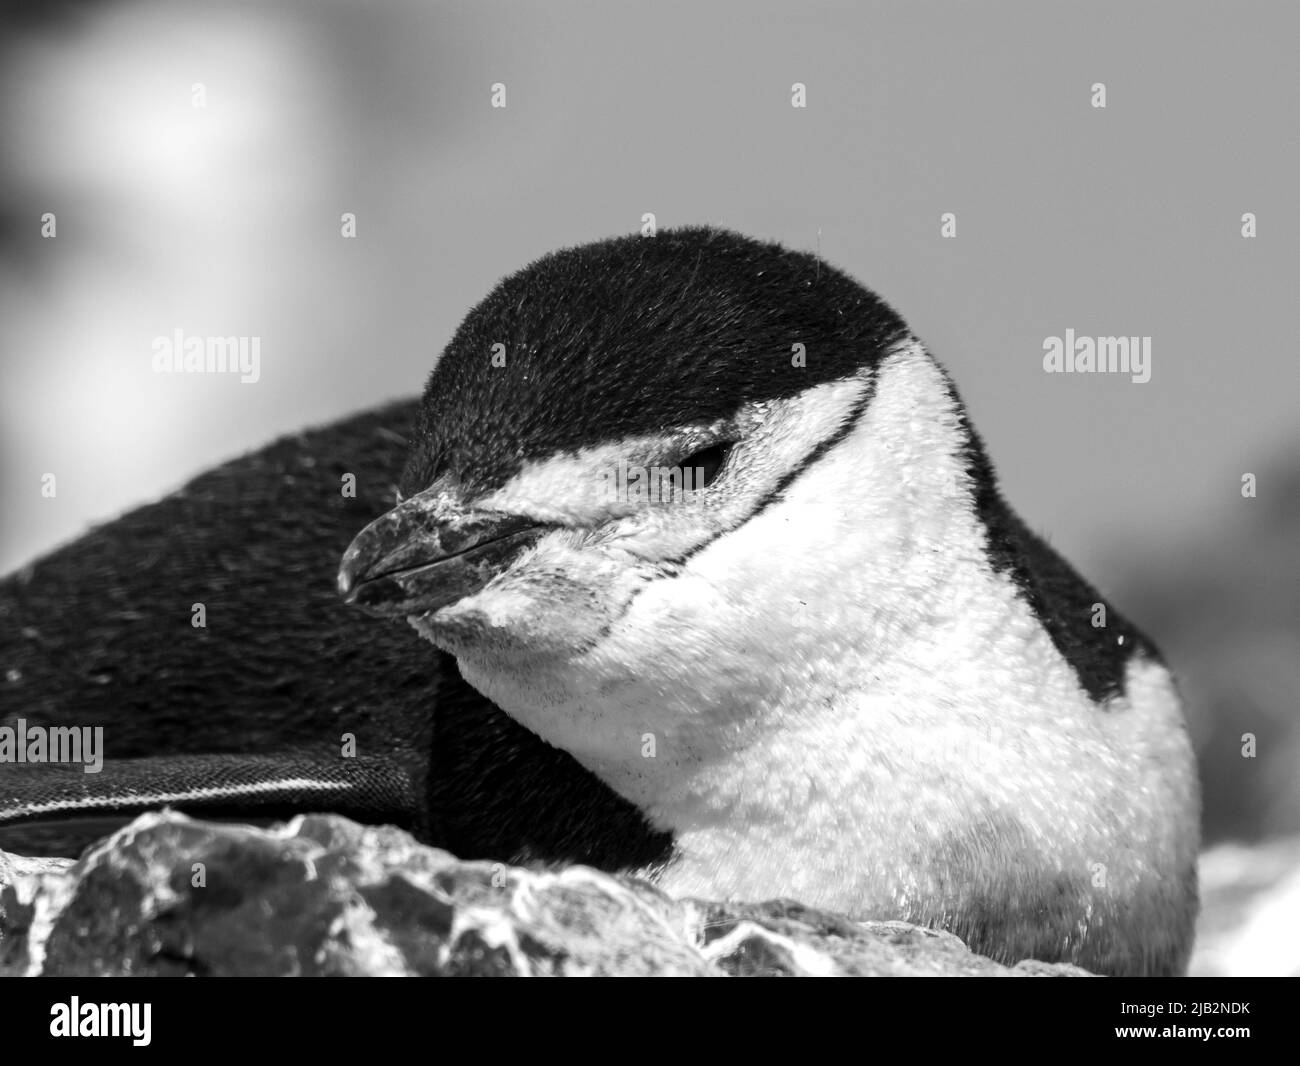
[{"left": 679, "top": 443, "right": 733, "bottom": 488}]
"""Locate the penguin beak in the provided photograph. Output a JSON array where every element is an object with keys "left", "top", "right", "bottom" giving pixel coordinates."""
[{"left": 337, "top": 490, "right": 543, "bottom": 618}]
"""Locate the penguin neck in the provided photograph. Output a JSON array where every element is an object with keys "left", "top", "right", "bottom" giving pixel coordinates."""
[
  {"left": 466, "top": 345, "right": 1066, "bottom": 877},
  {"left": 587, "top": 346, "right": 1009, "bottom": 816}
]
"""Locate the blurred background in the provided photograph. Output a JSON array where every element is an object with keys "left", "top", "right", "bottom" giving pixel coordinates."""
[{"left": 1, "top": 0, "right": 1296, "bottom": 973}]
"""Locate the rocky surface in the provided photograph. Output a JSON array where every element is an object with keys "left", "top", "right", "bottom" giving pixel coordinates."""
[{"left": 0, "top": 812, "right": 1091, "bottom": 977}]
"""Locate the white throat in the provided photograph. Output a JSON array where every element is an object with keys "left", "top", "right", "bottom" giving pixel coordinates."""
[{"left": 454, "top": 343, "right": 1192, "bottom": 920}]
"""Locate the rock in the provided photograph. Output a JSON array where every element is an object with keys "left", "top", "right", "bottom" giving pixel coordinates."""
[
  {"left": 0, "top": 847, "right": 76, "bottom": 977},
  {"left": 0, "top": 812, "right": 1092, "bottom": 977}
]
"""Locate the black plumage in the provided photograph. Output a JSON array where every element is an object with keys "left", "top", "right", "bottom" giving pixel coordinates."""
[
  {"left": 0, "top": 402, "right": 669, "bottom": 867},
  {"left": 402, "top": 227, "right": 910, "bottom": 497}
]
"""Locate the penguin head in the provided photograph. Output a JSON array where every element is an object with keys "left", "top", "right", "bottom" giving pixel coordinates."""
[{"left": 338, "top": 228, "right": 922, "bottom": 769}]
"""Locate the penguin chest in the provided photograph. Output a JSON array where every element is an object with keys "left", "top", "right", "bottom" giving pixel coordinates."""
[{"left": 635, "top": 649, "right": 1197, "bottom": 979}]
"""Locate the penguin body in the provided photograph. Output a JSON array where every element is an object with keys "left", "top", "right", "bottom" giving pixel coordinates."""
[
  {"left": 341, "top": 228, "right": 1199, "bottom": 975},
  {"left": 1, "top": 227, "right": 1199, "bottom": 975}
]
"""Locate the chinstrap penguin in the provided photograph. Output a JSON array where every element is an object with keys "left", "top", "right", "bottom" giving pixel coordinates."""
[
  {"left": 0, "top": 227, "right": 1198, "bottom": 976},
  {"left": 337, "top": 227, "right": 1201, "bottom": 976}
]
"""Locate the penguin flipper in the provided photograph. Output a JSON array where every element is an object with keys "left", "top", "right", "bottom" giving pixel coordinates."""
[{"left": 0, "top": 751, "right": 421, "bottom": 857}]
